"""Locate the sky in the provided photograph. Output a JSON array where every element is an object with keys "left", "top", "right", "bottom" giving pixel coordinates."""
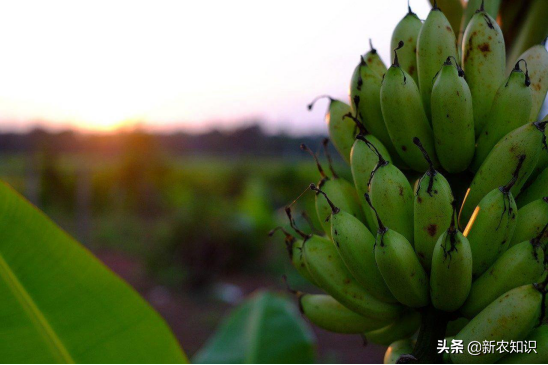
[
  {"left": 0, "top": 1, "right": 436, "bottom": 134},
  {"left": 0, "top": 0, "right": 440, "bottom": 133}
]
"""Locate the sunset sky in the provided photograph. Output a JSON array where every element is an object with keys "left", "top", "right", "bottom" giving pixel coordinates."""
[{"left": 0, "top": 0, "right": 528, "bottom": 135}]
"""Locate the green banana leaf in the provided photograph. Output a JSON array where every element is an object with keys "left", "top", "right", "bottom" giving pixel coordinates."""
[
  {"left": 0, "top": 182, "right": 187, "bottom": 363},
  {"left": 193, "top": 291, "right": 316, "bottom": 364}
]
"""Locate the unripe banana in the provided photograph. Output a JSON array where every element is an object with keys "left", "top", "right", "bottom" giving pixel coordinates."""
[
  {"left": 499, "top": 325, "right": 548, "bottom": 364},
  {"left": 417, "top": 3, "right": 458, "bottom": 121},
  {"left": 366, "top": 194, "right": 429, "bottom": 308},
  {"left": 462, "top": 1, "right": 506, "bottom": 136},
  {"left": 430, "top": 211, "right": 473, "bottom": 312},
  {"left": 380, "top": 41, "right": 438, "bottom": 172},
  {"left": 511, "top": 197, "right": 548, "bottom": 247},
  {"left": 365, "top": 138, "right": 414, "bottom": 244},
  {"left": 310, "top": 184, "right": 396, "bottom": 303},
  {"left": 460, "top": 122, "right": 547, "bottom": 225},
  {"left": 363, "top": 40, "right": 387, "bottom": 77},
  {"left": 349, "top": 60, "right": 401, "bottom": 167},
  {"left": 472, "top": 60, "right": 533, "bottom": 171},
  {"left": 350, "top": 130, "right": 392, "bottom": 232},
  {"left": 463, "top": 157, "right": 524, "bottom": 277},
  {"left": 390, "top": 6, "right": 422, "bottom": 85},
  {"left": 518, "top": 44, "right": 548, "bottom": 122},
  {"left": 430, "top": 56, "right": 475, "bottom": 173},
  {"left": 365, "top": 310, "right": 421, "bottom": 346},
  {"left": 384, "top": 339, "right": 415, "bottom": 364},
  {"left": 516, "top": 167, "right": 548, "bottom": 209},
  {"left": 269, "top": 227, "right": 318, "bottom": 286},
  {"left": 461, "top": 227, "right": 546, "bottom": 319},
  {"left": 530, "top": 115, "right": 548, "bottom": 180},
  {"left": 451, "top": 284, "right": 544, "bottom": 364},
  {"left": 413, "top": 138, "right": 454, "bottom": 270},
  {"left": 301, "top": 143, "right": 364, "bottom": 237},
  {"left": 298, "top": 293, "right": 389, "bottom": 334},
  {"left": 308, "top": 96, "right": 355, "bottom": 163},
  {"left": 301, "top": 226, "right": 402, "bottom": 321},
  {"left": 459, "top": 0, "right": 502, "bottom": 48},
  {"left": 428, "top": 0, "right": 463, "bottom": 38}
]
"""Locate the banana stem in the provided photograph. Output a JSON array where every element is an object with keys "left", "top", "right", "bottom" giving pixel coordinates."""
[{"left": 398, "top": 306, "right": 449, "bottom": 364}]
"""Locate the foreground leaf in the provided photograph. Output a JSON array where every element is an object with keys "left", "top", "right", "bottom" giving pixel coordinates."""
[
  {"left": 0, "top": 182, "right": 187, "bottom": 363},
  {"left": 193, "top": 291, "right": 315, "bottom": 364}
]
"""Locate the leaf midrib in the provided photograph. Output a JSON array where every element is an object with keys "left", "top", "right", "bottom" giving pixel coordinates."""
[{"left": 0, "top": 253, "right": 74, "bottom": 363}]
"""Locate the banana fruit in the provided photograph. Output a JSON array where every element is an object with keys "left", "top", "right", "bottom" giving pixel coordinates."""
[
  {"left": 301, "top": 222, "right": 402, "bottom": 320},
  {"left": 278, "top": 2, "right": 548, "bottom": 360},
  {"left": 472, "top": 60, "right": 533, "bottom": 171},
  {"left": 417, "top": 3, "right": 458, "bottom": 121},
  {"left": 366, "top": 194, "right": 429, "bottom": 308},
  {"left": 430, "top": 210, "right": 473, "bottom": 312},
  {"left": 463, "top": 156, "right": 524, "bottom": 277},
  {"left": 413, "top": 138, "right": 454, "bottom": 270},
  {"left": 461, "top": 0, "right": 506, "bottom": 136},
  {"left": 461, "top": 226, "right": 546, "bottom": 318},
  {"left": 451, "top": 284, "right": 544, "bottom": 364},
  {"left": 380, "top": 41, "right": 438, "bottom": 172},
  {"left": 310, "top": 184, "right": 396, "bottom": 303},
  {"left": 511, "top": 197, "right": 548, "bottom": 246},
  {"left": 460, "top": 122, "right": 547, "bottom": 225},
  {"left": 299, "top": 293, "right": 389, "bottom": 334}
]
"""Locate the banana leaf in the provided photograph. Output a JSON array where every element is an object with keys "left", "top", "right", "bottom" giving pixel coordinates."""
[
  {"left": 193, "top": 291, "right": 315, "bottom": 364},
  {"left": 0, "top": 182, "right": 187, "bottom": 363}
]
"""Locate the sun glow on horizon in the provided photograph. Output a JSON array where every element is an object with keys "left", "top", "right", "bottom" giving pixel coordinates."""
[{"left": 0, "top": 0, "right": 437, "bottom": 134}]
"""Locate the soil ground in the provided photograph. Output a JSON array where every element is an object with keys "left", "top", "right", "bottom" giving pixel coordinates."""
[{"left": 97, "top": 250, "right": 386, "bottom": 364}]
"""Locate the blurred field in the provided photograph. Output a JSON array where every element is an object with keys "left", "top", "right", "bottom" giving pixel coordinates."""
[{"left": 0, "top": 127, "right": 384, "bottom": 363}]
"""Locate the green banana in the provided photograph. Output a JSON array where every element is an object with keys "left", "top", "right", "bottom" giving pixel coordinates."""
[
  {"left": 499, "top": 325, "right": 548, "bottom": 364},
  {"left": 413, "top": 138, "right": 454, "bottom": 270},
  {"left": 269, "top": 226, "right": 317, "bottom": 286},
  {"left": 380, "top": 41, "right": 438, "bottom": 172},
  {"left": 472, "top": 60, "right": 533, "bottom": 171},
  {"left": 428, "top": 0, "right": 463, "bottom": 38},
  {"left": 363, "top": 40, "right": 388, "bottom": 77},
  {"left": 390, "top": 6, "right": 422, "bottom": 85},
  {"left": 365, "top": 310, "right": 421, "bottom": 346},
  {"left": 301, "top": 143, "right": 364, "bottom": 237},
  {"left": 365, "top": 194, "right": 429, "bottom": 308},
  {"left": 308, "top": 96, "right": 356, "bottom": 163},
  {"left": 301, "top": 221, "right": 402, "bottom": 320},
  {"left": 365, "top": 138, "right": 414, "bottom": 244},
  {"left": 451, "top": 283, "right": 544, "bottom": 364},
  {"left": 519, "top": 43, "right": 548, "bottom": 122},
  {"left": 430, "top": 209, "right": 473, "bottom": 312},
  {"left": 530, "top": 115, "right": 548, "bottom": 180},
  {"left": 384, "top": 339, "right": 415, "bottom": 364},
  {"left": 516, "top": 167, "right": 548, "bottom": 208},
  {"left": 349, "top": 61, "right": 401, "bottom": 167},
  {"left": 460, "top": 122, "right": 547, "bottom": 225},
  {"left": 431, "top": 56, "right": 475, "bottom": 173},
  {"left": 462, "top": 0, "right": 506, "bottom": 136},
  {"left": 417, "top": 2, "right": 458, "bottom": 121},
  {"left": 463, "top": 156, "right": 524, "bottom": 277},
  {"left": 298, "top": 293, "right": 389, "bottom": 334},
  {"left": 461, "top": 225, "right": 546, "bottom": 319},
  {"left": 310, "top": 184, "right": 396, "bottom": 303},
  {"left": 511, "top": 197, "right": 548, "bottom": 247},
  {"left": 287, "top": 202, "right": 402, "bottom": 320},
  {"left": 459, "top": 0, "right": 502, "bottom": 48},
  {"left": 349, "top": 127, "right": 392, "bottom": 232}
]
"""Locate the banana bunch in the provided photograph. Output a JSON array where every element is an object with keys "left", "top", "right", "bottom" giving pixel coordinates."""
[{"left": 271, "top": 1, "right": 548, "bottom": 363}]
